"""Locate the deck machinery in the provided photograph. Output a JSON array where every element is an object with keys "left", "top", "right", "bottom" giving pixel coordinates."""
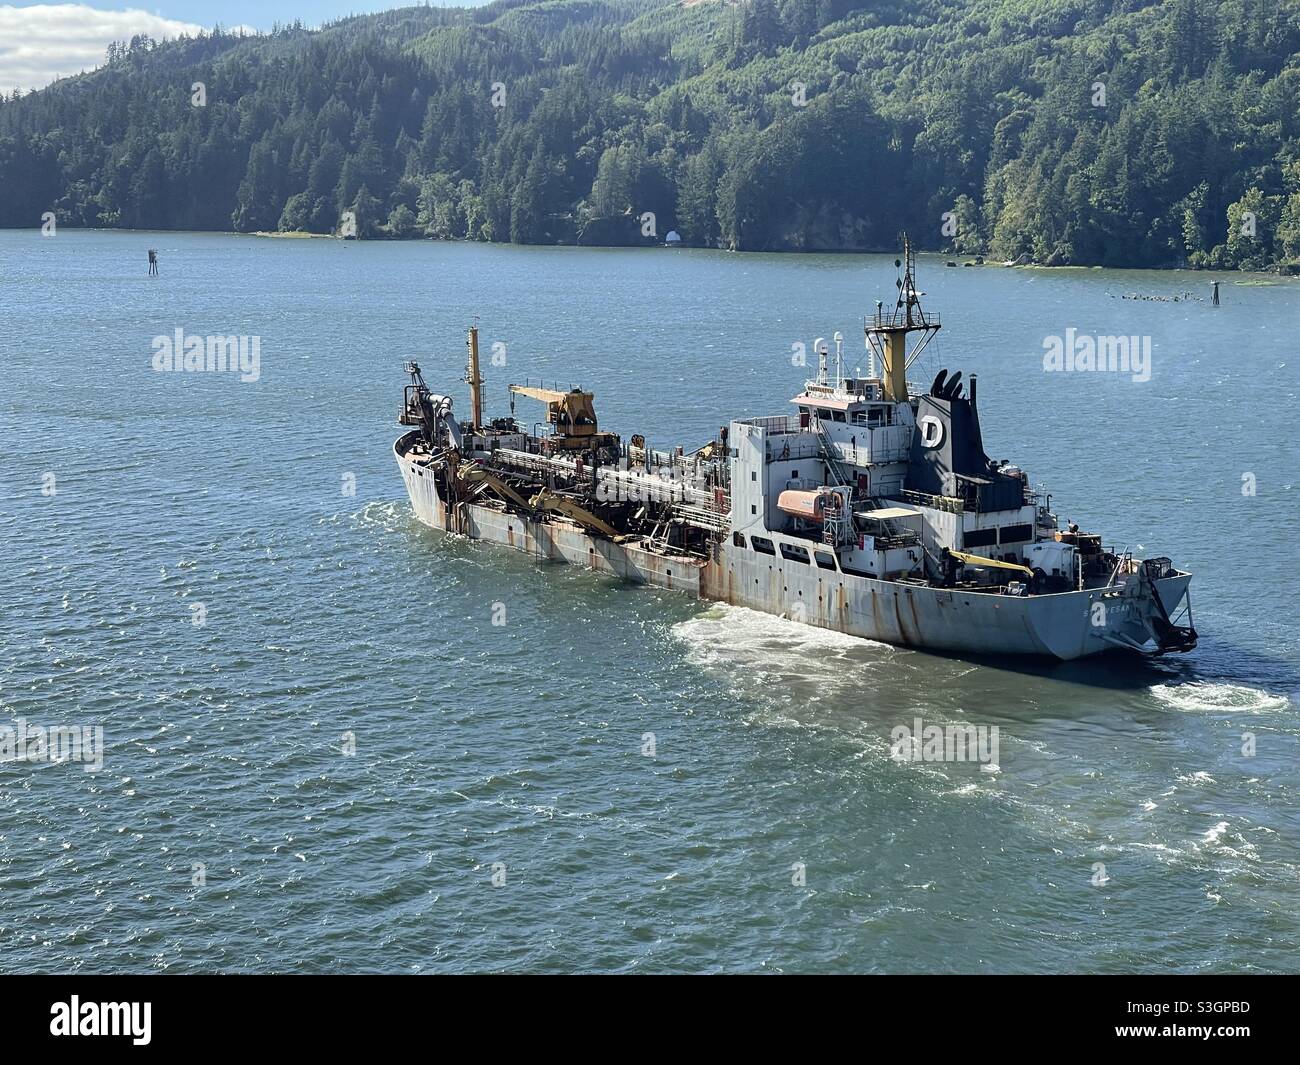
[{"left": 395, "top": 241, "right": 1195, "bottom": 660}]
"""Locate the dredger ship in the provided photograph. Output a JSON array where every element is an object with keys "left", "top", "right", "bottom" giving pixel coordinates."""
[{"left": 394, "top": 242, "right": 1196, "bottom": 660}]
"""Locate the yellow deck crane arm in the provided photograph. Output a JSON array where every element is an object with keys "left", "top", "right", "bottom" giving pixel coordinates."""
[
  {"left": 948, "top": 550, "right": 1034, "bottom": 577},
  {"left": 508, "top": 384, "right": 568, "bottom": 405},
  {"left": 508, "top": 384, "right": 602, "bottom": 447}
]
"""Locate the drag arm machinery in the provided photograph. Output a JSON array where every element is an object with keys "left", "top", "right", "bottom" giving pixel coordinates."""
[
  {"left": 457, "top": 465, "right": 534, "bottom": 512},
  {"left": 529, "top": 490, "right": 623, "bottom": 540},
  {"left": 400, "top": 362, "right": 463, "bottom": 451},
  {"left": 456, "top": 465, "right": 624, "bottom": 540}
]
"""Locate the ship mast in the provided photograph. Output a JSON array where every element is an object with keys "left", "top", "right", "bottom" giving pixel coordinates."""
[
  {"left": 465, "top": 322, "right": 484, "bottom": 428},
  {"left": 866, "top": 234, "right": 941, "bottom": 403}
]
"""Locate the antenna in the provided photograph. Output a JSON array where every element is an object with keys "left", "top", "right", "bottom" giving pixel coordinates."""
[
  {"left": 865, "top": 233, "right": 941, "bottom": 403},
  {"left": 867, "top": 302, "right": 882, "bottom": 379},
  {"left": 814, "top": 337, "right": 828, "bottom": 386},
  {"left": 833, "top": 331, "right": 844, "bottom": 389}
]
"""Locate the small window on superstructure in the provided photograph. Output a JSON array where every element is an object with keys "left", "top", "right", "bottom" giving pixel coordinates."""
[{"left": 779, "top": 543, "right": 810, "bottom": 564}]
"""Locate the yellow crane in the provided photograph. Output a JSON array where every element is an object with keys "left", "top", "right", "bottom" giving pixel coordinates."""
[
  {"left": 948, "top": 549, "right": 1033, "bottom": 577},
  {"left": 508, "top": 384, "right": 611, "bottom": 451}
]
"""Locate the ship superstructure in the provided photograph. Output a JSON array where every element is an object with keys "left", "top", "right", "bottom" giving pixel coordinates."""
[{"left": 394, "top": 241, "right": 1196, "bottom": 660}]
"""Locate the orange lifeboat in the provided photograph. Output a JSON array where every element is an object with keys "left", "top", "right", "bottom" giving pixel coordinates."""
[{"left": 777, "top": 489, "right": 833, "bottom": 522}]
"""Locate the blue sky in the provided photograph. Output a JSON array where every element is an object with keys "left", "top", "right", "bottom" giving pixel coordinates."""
[{"left": 0, "top": 1, "right": 487, "bottom": 94}]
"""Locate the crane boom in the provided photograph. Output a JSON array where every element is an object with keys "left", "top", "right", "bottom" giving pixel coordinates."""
[
  {"left": 509, "top": 384, "right": 569, "bottom": 404},
  {"left": 507, "top": 383, "right": 611, "bottom": 450},
  {"left": 949, "top": 550, "right": 1033, "bottom": 577}
]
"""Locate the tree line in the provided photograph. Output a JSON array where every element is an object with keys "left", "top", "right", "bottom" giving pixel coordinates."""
[{"left": 2, "top": 0, "right": 1298, "bottom": 269}]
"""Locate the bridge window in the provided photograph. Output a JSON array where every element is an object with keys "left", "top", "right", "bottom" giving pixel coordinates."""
[
  {"left": 752, "top": 537, "right": 776, "bottom": 555},
  {"left": 814, "top": 551, "right": 838, "bottom": 571},
  {"left": 733, "top": 532, "right": 746, "bottom": 548},
  {"left": 964, "top": 528, "right": 997, "bottom": 548},
  {"left": 832, "top": 410, "right": 846, "bottom": 422}
]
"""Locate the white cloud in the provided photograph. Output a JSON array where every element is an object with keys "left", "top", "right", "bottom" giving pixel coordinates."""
[{"left": 0, "top": 4, "right": 209, "bottom": 95}]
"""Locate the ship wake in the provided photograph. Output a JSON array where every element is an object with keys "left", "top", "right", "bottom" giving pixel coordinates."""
[
  {"left": 671, "top": 602, "right": 895, "bottom": 701},
  {"left": 1150, "top": 681, "right": 1291, "bottom": 715}
]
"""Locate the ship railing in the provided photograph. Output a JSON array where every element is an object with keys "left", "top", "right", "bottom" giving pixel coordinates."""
[
  {"left": 869, "top": 309, "right": 941, "bottom": 331},
  {"left": 744, "top": 414, "right": 804, "bottom": 435},
  {"left": 900, "top": 489, "right": 964, "bottom": 514},
  {"left": 765, "top": 437, "right": 823, "bottom": 462},
  {"left": 831, "top": 441, "right": 909, "bottom": 466}
]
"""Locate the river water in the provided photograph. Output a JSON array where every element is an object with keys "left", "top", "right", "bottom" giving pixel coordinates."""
[{"left": 2, "top": 230, "right": 1297, "bottom": 972}]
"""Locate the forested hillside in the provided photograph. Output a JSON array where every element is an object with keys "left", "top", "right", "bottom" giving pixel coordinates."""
[{"left": 2, "top": 0, "right": 1298, "bottom": 268}]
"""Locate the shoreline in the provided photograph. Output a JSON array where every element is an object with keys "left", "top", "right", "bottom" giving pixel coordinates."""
[{"left": 8, "top": 226, "right": 1297, "bottom": 276}]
